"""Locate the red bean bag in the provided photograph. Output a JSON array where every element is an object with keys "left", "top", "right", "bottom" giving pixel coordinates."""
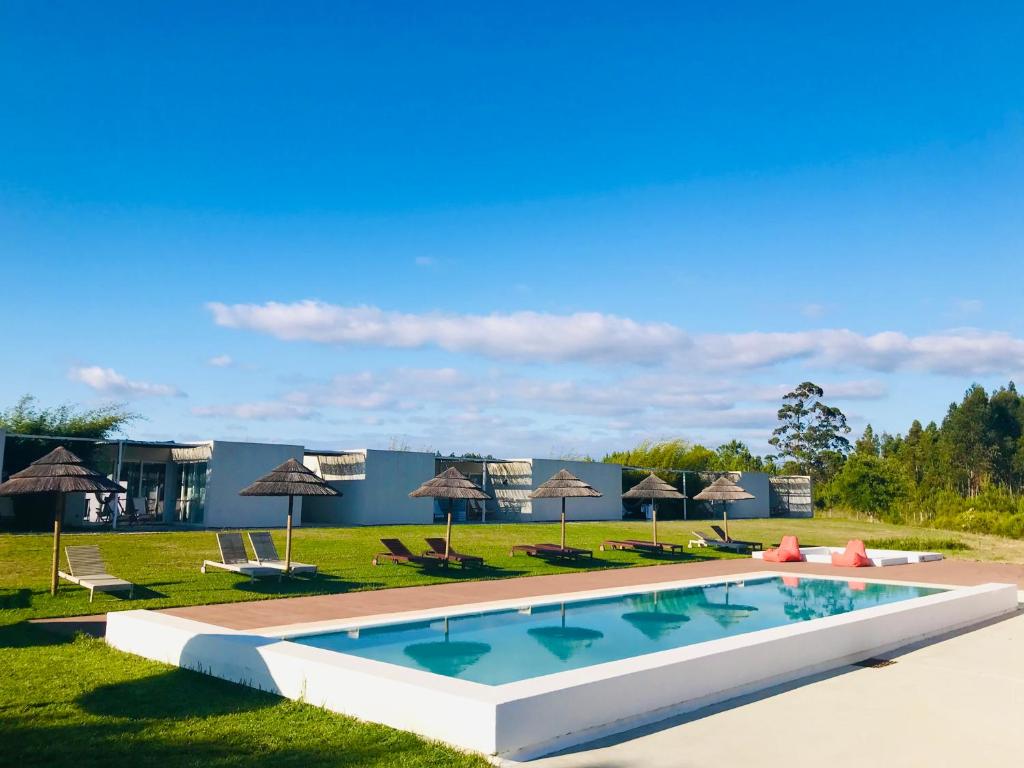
[
  {"left": 762, "top": 535, "right": 802, "bottom": 563},
  {"left": 848, "top": 581, "right": 868, "bottom": 591},
  {"left": 782, "top": 576, "right": 801, "bottom": 587},
  {"left": 831, "top": 539, "right": 871, "bottom": 567}
]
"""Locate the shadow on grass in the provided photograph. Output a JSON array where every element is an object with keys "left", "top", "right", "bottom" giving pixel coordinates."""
[
  {"left": 233, "top": 572, "right": 368, "bottom": 596},
  {"left": 3, "top": 711, "right": 471, "bottom": 768},
  {"left": 0, "top": 621, "right": 72, "bottom": 649},
  {"left": 398, "top": 563, "right": 530, "bottom": 581},
  {"left": 79, "top": 666, "right": 274, "bottom": 719},
  {"left": 0, "top": 588, "right": 33, "bottom": 610}
]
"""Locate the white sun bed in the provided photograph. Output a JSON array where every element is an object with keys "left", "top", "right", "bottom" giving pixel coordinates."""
[
  {"left": 59, "top": 545, "right": 135, "bottom": 602},
  {"left": 247, "top": 531, "right": 318, "bottom": 575},
  {"left": 201, "top": 532, "right": 281, "bottom": 580}
]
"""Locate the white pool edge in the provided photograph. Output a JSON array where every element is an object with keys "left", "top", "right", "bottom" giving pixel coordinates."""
[{"left": 105, "top": 574, "right": 1019, "bottom": 760}]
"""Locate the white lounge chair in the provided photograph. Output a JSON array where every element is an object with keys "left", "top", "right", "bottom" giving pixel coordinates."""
[
  {"left": 247, "top": 531, "right": 318, "bottom": 575},
  {"left": 201, "top": 532, "right": 280, "bottom": 580},
  {"left": 59, "top": 545, "right": 135, "bottom": 602}
]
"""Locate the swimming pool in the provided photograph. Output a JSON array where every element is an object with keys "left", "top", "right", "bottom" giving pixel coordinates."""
[
  {"left": 292, "top": 576, "right": 944, "bottom": 685},
  {"left": 106, "top": 572, "right": 1017, "bottom": 758}
]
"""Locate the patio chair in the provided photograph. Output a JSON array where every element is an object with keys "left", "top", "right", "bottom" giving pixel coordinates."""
[
  {"left": 201, "top": 532, "right": 281, "bottom": 580},
  {"left": 510, "top": 543, "right": 593, "bottom": 560},
  {"left": 373, "top": 538, "right": 439, "bottom": 567},
  {"left": 247, "top": 531, "right": 318, "bottom": 575},
  {"left": 688, "top": 530, "right": 748, "bottom": 552},
  {"left": 710, "top": 525, "right": 763, "bottom": 551},
  {"left": 59, "top": 545, "right": 135, "bottom": 602},
  {"left": 600, "top": 539, "right": 684, "bottom": 553},
  {"left": 423, "top": 538, "right": 484, "bottom": 567}
]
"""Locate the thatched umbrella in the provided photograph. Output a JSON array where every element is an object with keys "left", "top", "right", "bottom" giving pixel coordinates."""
[
  {"left": 692, "top": 475, "right": 754, "bottom": 540},
  {"left": 622, "top": 472, "right": 685, "bottom": 546},
  {"left": 0, "top": 446, "right": 121, "bottom": 595},
  {"left": 529, "top": 469, "right": 601, "bottom": 550},
  {"left": 239, "top": 458, "right": 339, "bottom": 574},
  {"left": 527, "top": 604, "right": 604, "bottom": 661},
  {"left": 409, "top": 467, "right": 490, "bottom": 557}
]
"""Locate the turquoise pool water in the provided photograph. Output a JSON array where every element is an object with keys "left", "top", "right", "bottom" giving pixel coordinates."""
[{"left": 290, "top": 576, "right": 944, "bottom": 685}]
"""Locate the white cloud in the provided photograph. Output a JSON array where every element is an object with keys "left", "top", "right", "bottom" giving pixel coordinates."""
[
  {"left": 207, "top": 300, "right": 1024, "bottom": 376},
  {"left": 207, "top": 301, "right": 687, "bottom": 365},
  {"left": 191, "top": 402, "right": 316, "bottom": 421},
  {"left": 414, "top": 256, "right": 435, "bottom": 267},
  {"left": 69, "top": 366, "right": 183, "bottom": 398},
  {"left": 207, "top": 355, "right": 234, "bottom": 368}
]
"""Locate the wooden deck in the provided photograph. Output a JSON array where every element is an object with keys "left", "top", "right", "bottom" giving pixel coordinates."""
[{"left": 162, "top": 557, "right": 1024, "bottom": 631}]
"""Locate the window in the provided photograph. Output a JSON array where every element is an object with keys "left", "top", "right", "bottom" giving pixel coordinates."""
[{"left": 177, "top": 461, "right": 208, "bottom": 524}]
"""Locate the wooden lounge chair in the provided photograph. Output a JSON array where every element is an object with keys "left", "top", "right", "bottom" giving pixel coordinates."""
[
  {"left": 510, "top": 543, "right": 593, "bottom": 560},
  {"left": 600, "top": 539, "right": 685, "bottom": 553},
  {"left": 201, "top": 532, "right": 281, "bottom": 580},
  {"left": 373, "top": 538, "right": 439, "bottom": 567},
  {"left": 688, "top": 530, "right": 748, "bottom": 552},
  {"left": 58, "top": 545, "right": 134, "bottom": 602},
  {"left": 423, "top": 537, "right": 484, "bottom": 567},
  {"left": 710, "top": 525, "right": 763, "bottom": 552},
  {"left": 247, "top": 531, "right": 318, "bottom": 575}
]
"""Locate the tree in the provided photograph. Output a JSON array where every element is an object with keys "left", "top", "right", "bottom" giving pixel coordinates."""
[
  {"left": 0, "top": 395, "right": 135, "bottom": 439},
  {"left": 830, "top": 453, "right": 907, "bottom": 520},
  {"left": 768, "top": 382, "right": 851, "bottom": 483},
  {"left": 854, "top": 424, "right": 880, "bottom": 457},
  {"left": 940, "top": 384, "right": 992, "bottom": 497},
  {"left": 713, "top": 440, "right": 765, "bottom": 472}
]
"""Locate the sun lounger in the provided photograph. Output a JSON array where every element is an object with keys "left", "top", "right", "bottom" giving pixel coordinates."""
[
  {"left": 688, "top": 530, "right": 749, "bottom": 552},
  {"left": 58, "top": 545, "right": 134, "bottom": 602},
  {"left": 373, "top": 538, "right": 439, "bottom": 567},
  {"left": 247, "top": 531, "right": 318, "bottom": 575},
  {"left": 423, "top": 538, "right": 484, "bottom": 567},
  {"left": 201, "top": 532, "right": 281, "bottom": 580},
  {"left": 710, "top": 525, "right": 763, "bottom": 551},
  {"left": 510, "top": 543, "right": 593, "bottom": 560},
  {"left": 600, "top": 539, "right": 685, "bottom": 553}
]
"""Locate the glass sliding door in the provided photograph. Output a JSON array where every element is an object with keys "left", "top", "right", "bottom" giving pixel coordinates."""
[{"left": 177, "top": 461, "right": 207, "bottom": 524}]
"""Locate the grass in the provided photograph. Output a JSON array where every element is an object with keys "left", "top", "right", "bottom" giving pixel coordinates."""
[{"left": 1, "top": 516, "right": 1019, "bottom": 768}]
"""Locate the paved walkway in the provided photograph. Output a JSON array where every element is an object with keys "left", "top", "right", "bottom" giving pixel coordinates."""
[
  {"left": 163, "top": 557, "right": 1024, "bottom": 630},
  {"left": 507, "top": 607, "right": 1024, "bottom": 767}
]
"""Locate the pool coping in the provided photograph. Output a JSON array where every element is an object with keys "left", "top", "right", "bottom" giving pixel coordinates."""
[{"left": 106, "top": 570, "right": 1019, "bottom": 759}]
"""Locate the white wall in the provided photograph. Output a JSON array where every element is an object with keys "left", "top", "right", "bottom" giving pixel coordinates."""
[
  {"left": 527, "top": 459, "right": 623, "bottom": 522},
  {"left": 204, "top": 440, "right": 304, "bottom": 528},
  {"left": 303, "top": 449, "right": 437, "bottom": 526},
  {"left": 710, "top": 472, "right": 771, "bottom": 519}
]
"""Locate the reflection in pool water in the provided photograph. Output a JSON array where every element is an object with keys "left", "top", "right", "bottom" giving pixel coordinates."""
[{"left": 292, "top": 576, "right": 946, "bottom": 685}]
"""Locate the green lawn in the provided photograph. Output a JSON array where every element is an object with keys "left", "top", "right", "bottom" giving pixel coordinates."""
[{"left": 1, "top": 517, "right": 1017, "bottom": 768}]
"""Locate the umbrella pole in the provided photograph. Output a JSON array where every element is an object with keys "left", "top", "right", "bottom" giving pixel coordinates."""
[
  {"left": 51, "top": 495, "right": 64, "bottom": 596},
  {"left": 651, "top": 497, "right": 658, "bottom": 546},
  {"left": 560, "top": 497, "right": 566, "bottom": 549},
  {"left": 284, "top": 495, "right": 293, "bottom": 575},
  {"left": 445, "top": 499, "right": 453, "bottom": 558},
  {"left": 722, "top": 501, "right": 730, "bottom": 541}
]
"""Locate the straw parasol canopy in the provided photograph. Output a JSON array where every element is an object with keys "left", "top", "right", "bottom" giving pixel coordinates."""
[
  {"left": 409, "top": 467, "right": 490, "bottom": 557},
  {"left": 692, "top": 475, "right": 754, "bottom": 540},
  {"left": 0, "top": 447, "right": 122, "bottom": 595},
  {"left": 239, "top": 458, "right": 339, "bottom": 574},
  {"left": 622, "top": 472, "right": 685, "bottom": 546},
  {"left": 529, "top": 469, "right": 601, "bottom": 550}
]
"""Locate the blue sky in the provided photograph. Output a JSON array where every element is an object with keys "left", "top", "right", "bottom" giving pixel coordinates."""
[{"left": 1, "top": 2, "right": 1022, "bottom": 457}]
